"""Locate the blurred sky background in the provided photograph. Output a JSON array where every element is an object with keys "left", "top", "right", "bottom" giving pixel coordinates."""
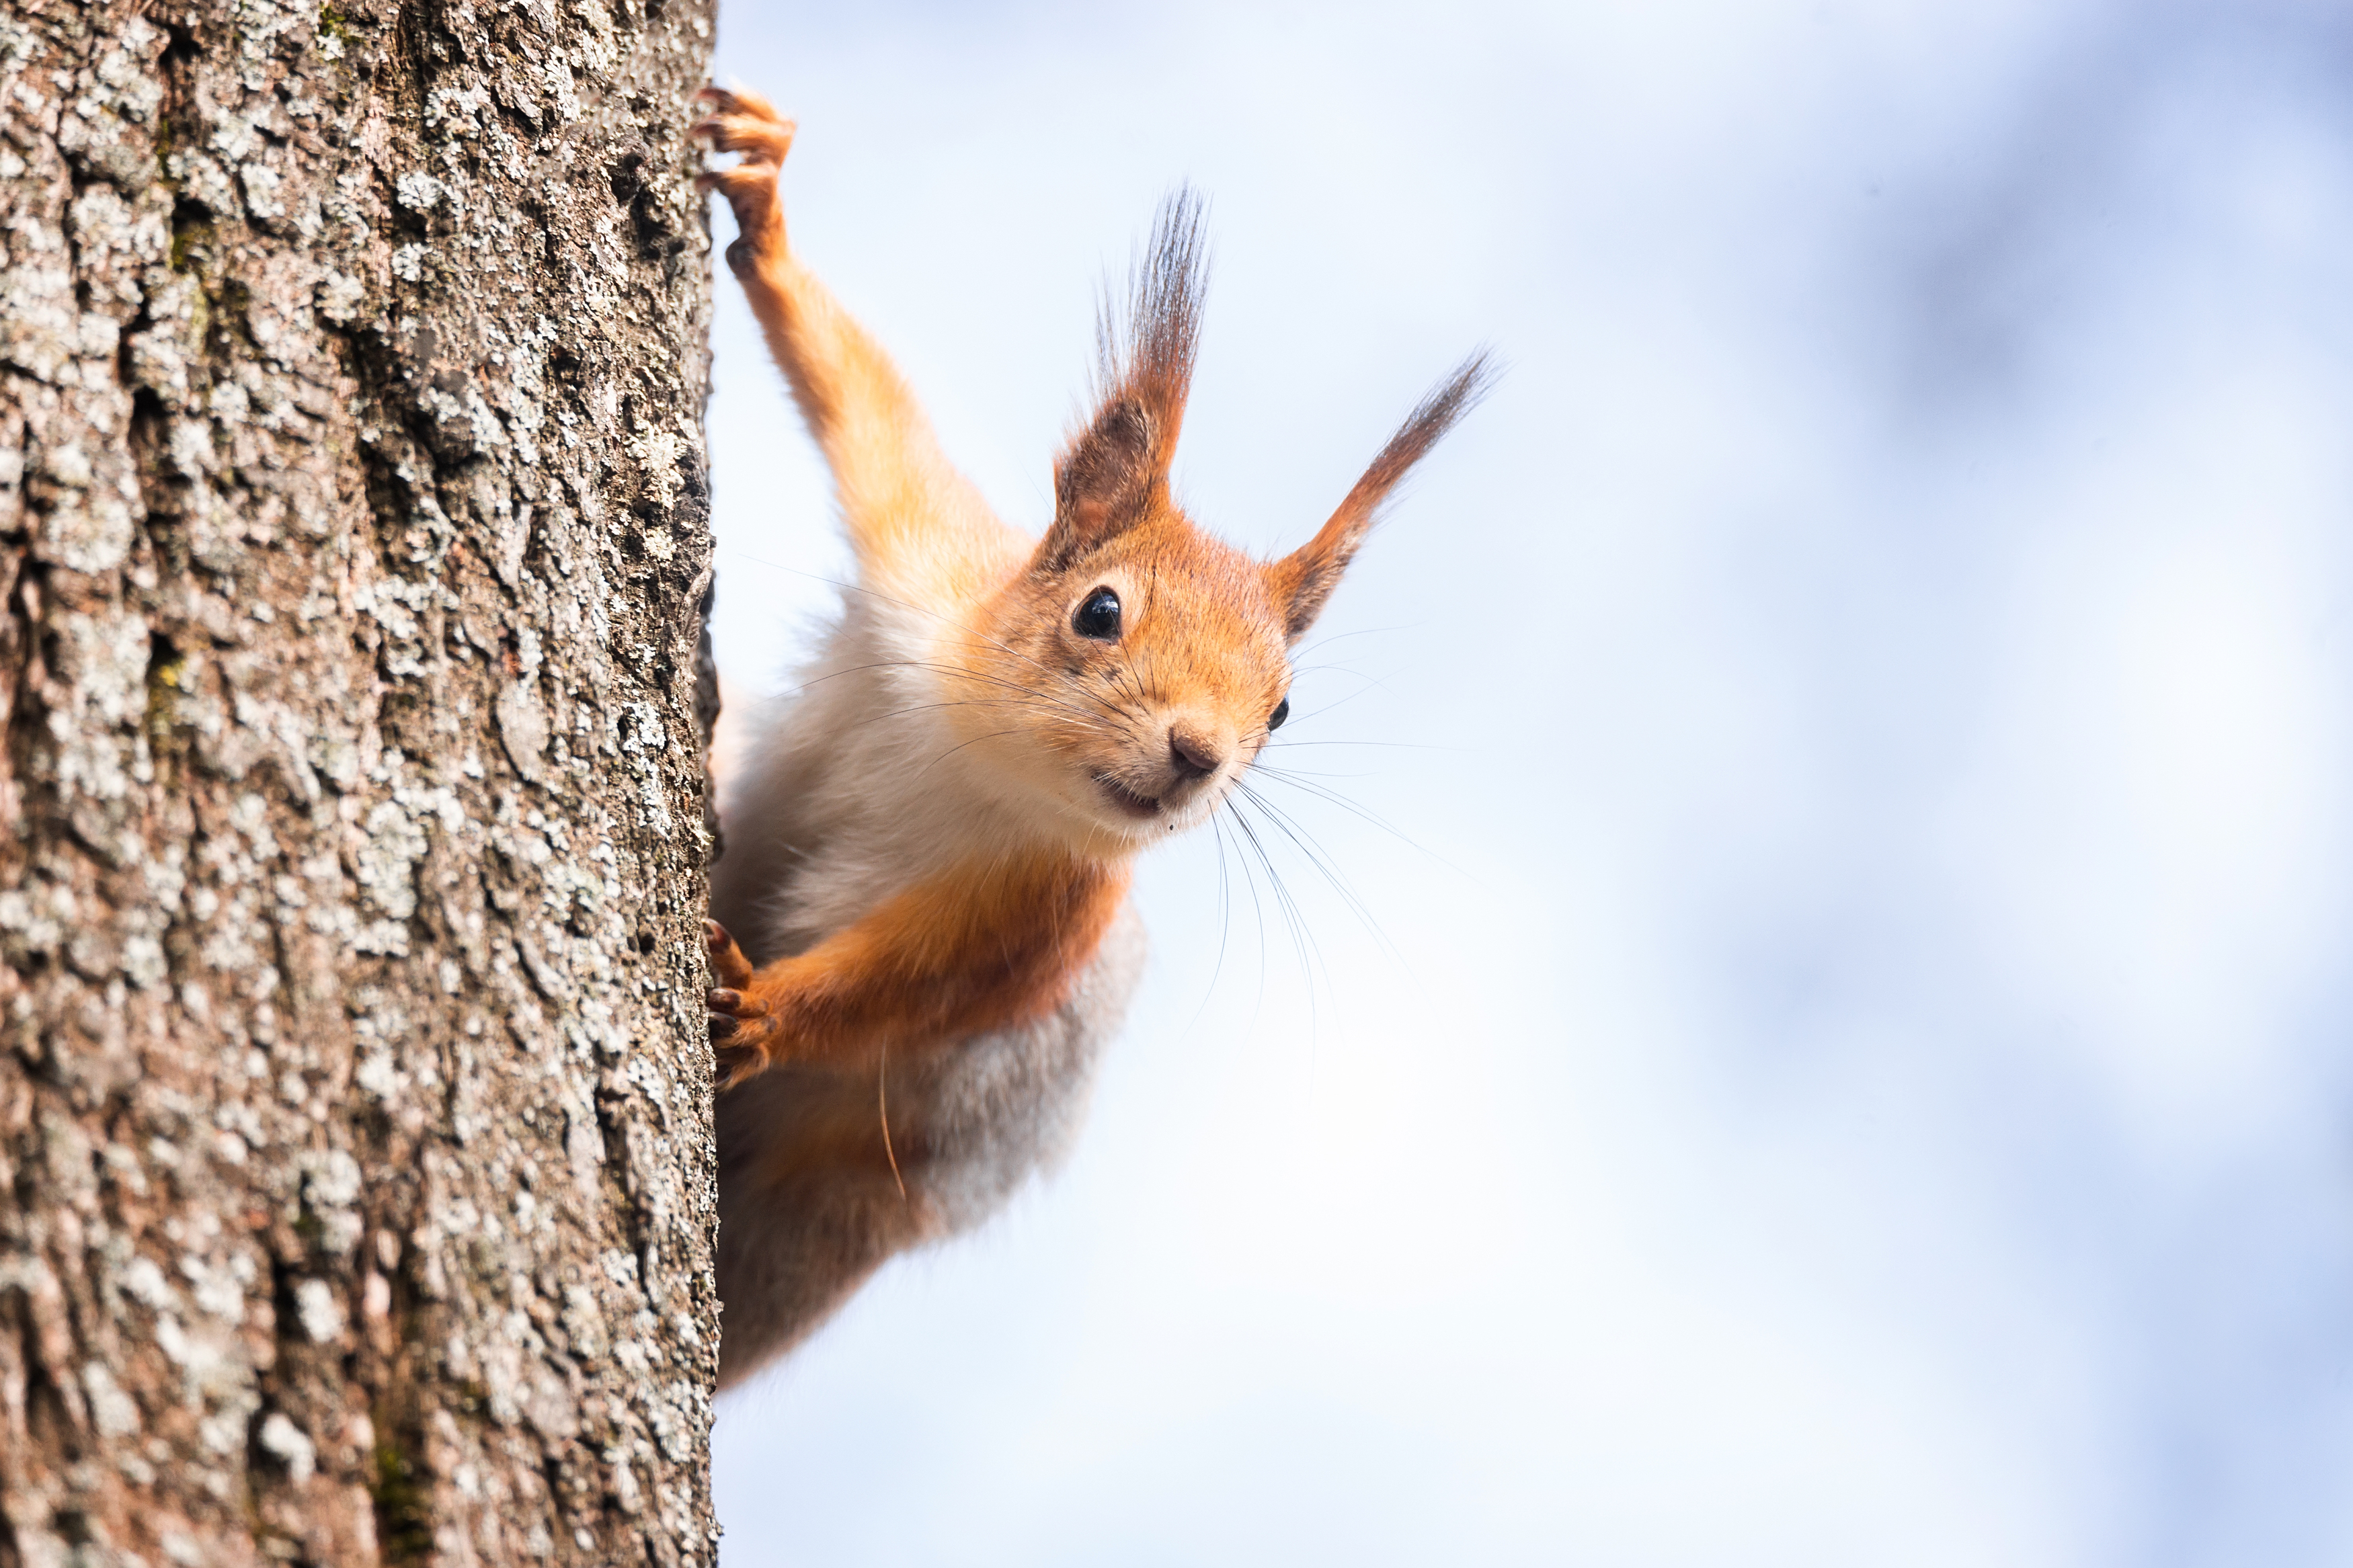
[{"left": 697, "top": 1, "right": 2353, "bottom": 1562}]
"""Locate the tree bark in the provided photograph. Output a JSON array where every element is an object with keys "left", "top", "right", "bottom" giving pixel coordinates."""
[{"left": 0, "top": 0, "right": 719, "bottom": 1561}]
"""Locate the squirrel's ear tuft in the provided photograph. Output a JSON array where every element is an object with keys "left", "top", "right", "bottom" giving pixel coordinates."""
[
  {"left": 1033, "top": 189, "right": 1208, "bottom": 575},
  {"left": 1266, "top": 350, "right": 1498, "bottom": 642}
]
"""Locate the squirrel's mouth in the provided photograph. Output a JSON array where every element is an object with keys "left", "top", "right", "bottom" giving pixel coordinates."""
[{"left": 1094, "top": 774, "right": 1164, "bottom": 819}]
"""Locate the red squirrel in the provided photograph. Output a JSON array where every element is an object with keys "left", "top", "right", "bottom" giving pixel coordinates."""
[{"left": 692, "top": 85, "right": 1490, "bottom": 1387}]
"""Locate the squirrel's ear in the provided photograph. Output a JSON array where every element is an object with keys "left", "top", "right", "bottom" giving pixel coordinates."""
[
  {"left": 1034, "top": 395, "right": 1160, "bottom": 575},
  {"left": 1032, "top": 190, "right": 1207, "bottom": 577},
  {"left": 1266, "top": 352, "right": 1497, "bottom": 643}
]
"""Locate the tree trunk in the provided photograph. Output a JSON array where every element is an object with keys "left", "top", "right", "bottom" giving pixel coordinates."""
[{"left": 0, "top": 0, "right": 719, "bottom": 1561}]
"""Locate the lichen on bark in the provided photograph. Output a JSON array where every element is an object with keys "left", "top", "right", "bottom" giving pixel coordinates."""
[{"left": 0, "top": 0, "right": 721, "bottom": 1561}]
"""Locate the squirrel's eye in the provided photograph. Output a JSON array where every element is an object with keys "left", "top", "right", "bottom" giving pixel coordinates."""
[
  {"left": 1072, "top": 587, "right": 1121, "bottom": 641},
  {"left": 1268, "top": 696, "right": 1290, "bottom": 731}
]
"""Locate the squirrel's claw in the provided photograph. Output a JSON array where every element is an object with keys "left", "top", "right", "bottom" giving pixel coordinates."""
[
  {"left": 689, "top": 86, "right": 795, "bottom": 165},
  {"left": 708, "top": 987, "right": 776, "bottom": 1089},
  {"left": 688, "top": 93, "right": 791, "bottom": 274},
  {"left": 714, "top": 1042, "right": 770, "bottom": 1093},
  {"left": 705, "top": 919, "right": 756, "bottom": 987},
  {"left": 705, "top": 923, "right": 777, "bottom": 1088},
  {"left": 707, "top": 989, "right": 746, "bottom": 1040}
]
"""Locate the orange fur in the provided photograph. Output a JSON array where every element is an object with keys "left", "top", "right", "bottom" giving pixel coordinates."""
[{"left": 706, "top": 854, "right": 1130, "bottom": 1085}]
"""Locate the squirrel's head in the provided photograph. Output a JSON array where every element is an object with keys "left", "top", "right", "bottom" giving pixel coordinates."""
[{"left": 953, "top": 193, "right": 1492, "bottom": 852}]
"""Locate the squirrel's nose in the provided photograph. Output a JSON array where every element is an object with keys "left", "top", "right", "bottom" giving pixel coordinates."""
[{"left": 1168, "top": 726, "right": 1225, "bottom": 781}]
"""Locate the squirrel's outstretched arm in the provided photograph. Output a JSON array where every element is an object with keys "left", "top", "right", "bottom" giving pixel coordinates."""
[
  {"left": 705, "top": 856, "right": 1131, "bottom": 1089},
  {"left": 694, "top": 87, "right": 1001, "bottom": 595}
]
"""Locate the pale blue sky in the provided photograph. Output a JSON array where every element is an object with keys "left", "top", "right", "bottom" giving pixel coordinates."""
[{"left": 702, "top": 3, "right": 2353, "bottom": 1562}]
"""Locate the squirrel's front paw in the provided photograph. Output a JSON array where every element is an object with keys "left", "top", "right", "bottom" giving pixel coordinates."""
[
  {"left": 690, "top": 86, "right": 794, "bottom": 275},
  {"left": 705, "top": 919, "right": 780, "bottom": 1089}
]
